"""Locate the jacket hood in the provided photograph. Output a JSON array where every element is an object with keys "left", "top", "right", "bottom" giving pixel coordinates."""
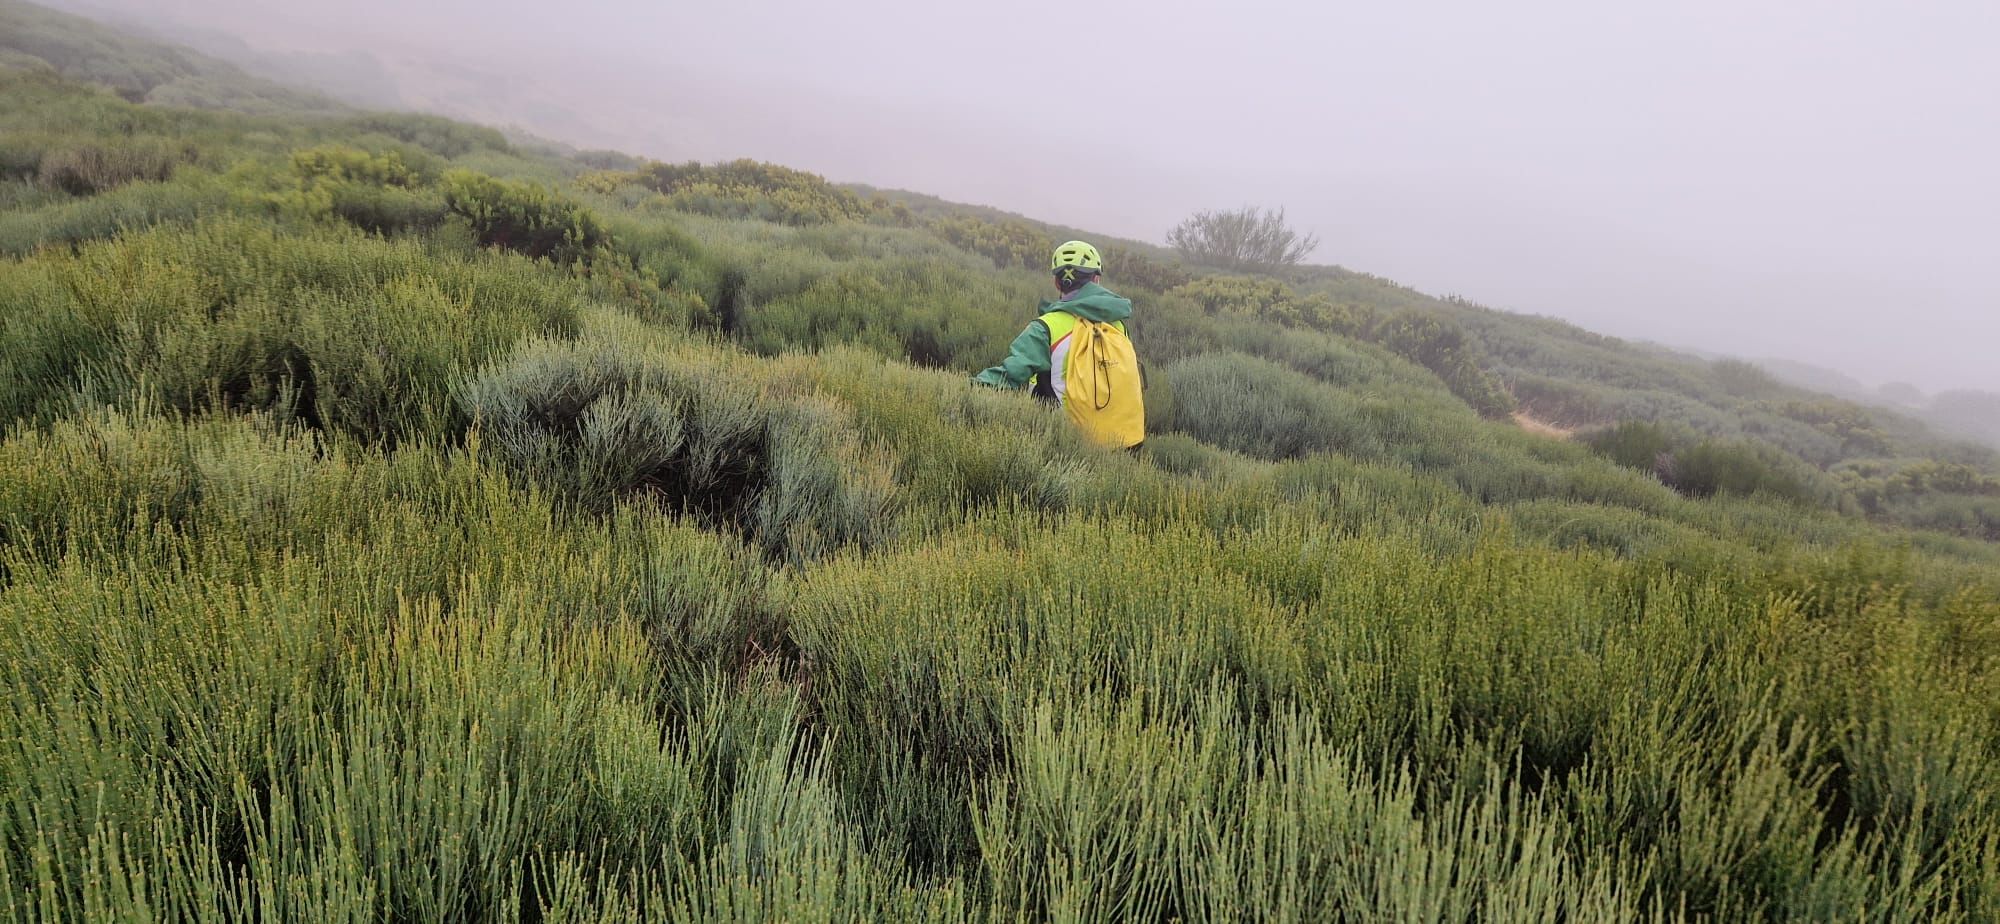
[{"left": 1050, "top": 282, "right": 1132, "bottom": 323}]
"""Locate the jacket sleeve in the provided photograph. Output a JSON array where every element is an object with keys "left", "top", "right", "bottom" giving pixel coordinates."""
[{"left": 972, "top": 319, "right": 1052, "bottom": 389}]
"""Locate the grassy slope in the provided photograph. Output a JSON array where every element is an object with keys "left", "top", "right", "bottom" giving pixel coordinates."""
[
  {"left": 2, "top": 5, "right": 1999, "bottom": 921},
  {"left": 857, "top": 185, "right": 2000, "bottom": 542}
]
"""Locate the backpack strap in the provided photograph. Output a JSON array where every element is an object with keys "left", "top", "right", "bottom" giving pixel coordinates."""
[{"left": 1037, "top": 310, "right": 1124, "bottom": 347}]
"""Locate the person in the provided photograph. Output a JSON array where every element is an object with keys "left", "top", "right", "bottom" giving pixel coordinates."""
[{"left": 974, "top": 240, "right": 1145, "bottom": 449}]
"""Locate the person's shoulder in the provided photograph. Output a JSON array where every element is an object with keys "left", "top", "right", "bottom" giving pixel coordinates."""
[{"left": 1090, "top": 286, "right": 1132, "bottom": 309}]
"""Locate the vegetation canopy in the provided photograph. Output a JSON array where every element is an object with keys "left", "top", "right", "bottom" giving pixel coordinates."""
[{"left": 1, "top": 4, "right": 1998, "bottom": 921}]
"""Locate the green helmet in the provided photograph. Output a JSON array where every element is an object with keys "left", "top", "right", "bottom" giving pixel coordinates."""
[{"left": 1050, "top": 240, "right": 1103, "bottom": 273}]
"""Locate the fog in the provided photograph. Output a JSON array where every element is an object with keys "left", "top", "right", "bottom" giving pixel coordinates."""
[{"left": 58, "top": 0, "right": 2000, "bottom": 394}]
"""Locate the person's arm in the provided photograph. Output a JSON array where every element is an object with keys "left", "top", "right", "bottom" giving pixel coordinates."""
[{"left": 972, "top": 319, "right": 1052, "bottom": 389}]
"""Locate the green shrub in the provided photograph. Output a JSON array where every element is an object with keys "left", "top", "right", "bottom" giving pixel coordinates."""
[
  {"left": 323, "top": 180, "right": 447, "bottom": 235},
  {"left": 597, "top": 212, "right": 719, "bottom": 297},
  {"left": 1100, "top": 244, "right": 1193, "bottom": 293},
  {"left": 443, "top": 170, "right": 607, "bottom": 264},
  {"left": 457, "top": 320, "right": 896, "bottom": 562},
  {"left": 790, "top": 517, "right": 1313, "bottom": 870},
  {"left": 343, "top": 112, "right": 511, "bottom": 159},
  {"left": 928, "top": 214, "right": 1045, "bottom": 271},
  {"left": 1711, "top": 357, "right": 1782, "bottom": 398},
  {"left": 1590, "top": 422, "right": 1836, "bottom": 509},
  {"left": 1168, "top": 275, "right": 1514, "bottom": 418},
  {"left": 740, "top": 261, "right": 1027, "bottom": 371},
  {"left": 1503, "top": 498, "right": 1715, "bottom": 558},
  {"left": 0, "top": 216, "right": 583, "bottom": 440},
  {"left": 625, "top": 159, "right": 875, "bottom": 226},
  {"left": 290, "top": 144, "right": 437, "bottom": 187},
  {"left": 275, "top": 145, "right": 449, "bottom": 236},
  {"left": 1171, "top": 274, "right": 1294, "bottom": 317},
  {"left": 38, "top": 140, "right": 191, "bottom": 195},
  {"left": 1587, "top": 419, "right": 1676, "bottom": 475},
  {"left": 0, "top": 411, "right": 917, "bottom": 919},
  {"left": 1667, "top": 438, "right": 1823, "bottom": 504},
  {"left": 0, "top": 171, "right": 239, "bottom": 256},
  {"left": 976, "top": 695, "right": 1639, "bottom": 921},
  {"left": 1439, "top": 434, "right": 1671, "bottom": 511},
  {"left": 1159, "top": 353, "right": 1388, "bottom": 461},
  {"left": 0, "top": 48, "right": 54, "bottom": 75},
  {"left": 0, "top": 177, "right": 62, "bottom": 213},
  {"left": 1369, "top": 310, "right": 1517, "bottom": 418},
  {"left": 1210, "top": 322, "right": 1445, "bottom": 395},
  {"left": 1888, "top": 494, "right": 2000, "bottom": 542},
  {"left": 1139, "top": 432, "right": 1252, "bottom": 480},
  {"left": 763, "top": 346, "right": 1105, "bottom": 527},
  {"left": 0, "top": 130, "right": 51, "bottom": 180}
]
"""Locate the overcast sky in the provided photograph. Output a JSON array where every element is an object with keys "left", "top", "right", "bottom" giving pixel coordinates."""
[{"left": 64, "top": 0, "right": 2000, "bottom": 394}]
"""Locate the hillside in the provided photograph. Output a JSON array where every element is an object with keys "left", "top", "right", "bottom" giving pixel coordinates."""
[
  {"left": 1755, "top": 356, "right": 2000, "bottom": 452},
  {"left": 3, "top": 4, "right": 1999, "bottom": 920},
  {"left": 0, "top": 0, "right": 344, "bottom": 113}
]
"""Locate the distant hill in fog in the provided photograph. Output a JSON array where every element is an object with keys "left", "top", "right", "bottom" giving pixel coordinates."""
[{"left": 1755, "top": 357, "right": 2000, "bottom": 450}]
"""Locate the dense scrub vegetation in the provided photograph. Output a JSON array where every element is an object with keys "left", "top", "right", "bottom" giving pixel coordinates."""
[
  {"left": 0, "top": 0, "right": 342, "bottom": 113},
  {"left": 3, "top": 8, "right": 1999, "bottom": 920}
]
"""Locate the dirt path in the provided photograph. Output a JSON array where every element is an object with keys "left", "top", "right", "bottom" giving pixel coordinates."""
[{"left": 1511, "top": 411, "right": 1575, "bottom": 440}]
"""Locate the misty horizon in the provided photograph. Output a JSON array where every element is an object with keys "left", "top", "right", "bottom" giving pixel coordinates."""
[{"left": 47, "top": 0, "right": 2000, "bottom": 397}]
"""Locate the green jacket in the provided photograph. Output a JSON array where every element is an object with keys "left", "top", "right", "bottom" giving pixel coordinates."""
[{"left": 973, "top": 282, "right": 1133, "bottom": 391}]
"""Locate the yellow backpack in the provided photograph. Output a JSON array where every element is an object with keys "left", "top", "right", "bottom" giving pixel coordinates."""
[{"left": 1043, "top": 311, "right": 1145, "bottom": 449}]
